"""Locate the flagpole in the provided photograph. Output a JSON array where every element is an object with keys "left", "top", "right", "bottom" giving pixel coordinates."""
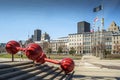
[
  {"left": 100, "top": 0, "right": 104, "bottom": 59},
  {"left": 93, "top": 2, "right": 104, "bottom": 58}
]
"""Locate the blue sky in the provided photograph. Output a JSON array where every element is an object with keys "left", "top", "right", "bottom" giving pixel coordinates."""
[{"left": 0, "top": 0, "right": 120, "bottom": 43}]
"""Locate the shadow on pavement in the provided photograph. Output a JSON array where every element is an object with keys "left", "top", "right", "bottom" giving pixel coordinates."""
[{"left": 0, "top": 61, "right": 74, "bottom": 80}]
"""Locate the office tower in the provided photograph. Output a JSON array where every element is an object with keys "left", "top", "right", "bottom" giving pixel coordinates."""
[
  {"left": 77, "top": 21, "right": 90, "bottom": 33},
  {"left": 41, "top": 32, "right": 50, "bottom": 42},
  {"left": 33, "top": 29, "right": 41, "bottom": 41}
]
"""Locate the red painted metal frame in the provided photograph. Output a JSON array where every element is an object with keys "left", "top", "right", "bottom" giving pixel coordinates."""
[{"left": 5, "top": 40, "right": 75, "bottom": 73}]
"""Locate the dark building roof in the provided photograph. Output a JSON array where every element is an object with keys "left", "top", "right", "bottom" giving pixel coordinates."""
[{"left": 77, "top": 21, "right": 90, "bottom": 33}]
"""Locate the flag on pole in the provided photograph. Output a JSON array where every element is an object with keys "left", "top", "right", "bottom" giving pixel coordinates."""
[
  {"left": 94, "top": 17, "right": 99, "bottom": 22},
  {"left": 101, "top": 18, "right": 104, "bottom": 26},
  {"left": 93, "top": 5, "right": 103, "bottom": 12},
  {"left": 91, "top": 29, "right": 94, "bottom": 32}
]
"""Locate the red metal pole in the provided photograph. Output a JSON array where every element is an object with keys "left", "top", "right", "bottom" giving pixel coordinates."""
[
  {"left": 44, "top": 58, "right": 60, "bottom": 64},
  {"left": 16, "top": 47, "right": 26, "bottom": 52}
]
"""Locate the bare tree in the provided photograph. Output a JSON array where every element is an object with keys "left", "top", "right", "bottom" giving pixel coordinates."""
[
  {"left": 43, "top": 41, "right": 49, "bottom": 53},
  {"left": 57, "top": 46, "right": 63, "bottom": 55},
  {"left": 98, "top": 43, "right": 106, "bottom": 58},
  {"left": 91, "top": 45, "right": 96, "bottom": 56},
  {"left": 114, "top": 44, "right": 120, "bottom": 54}
]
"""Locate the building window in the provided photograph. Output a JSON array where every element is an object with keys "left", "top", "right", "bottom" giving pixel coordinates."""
[
  {"left": 117, "top": 41, "right": 119, "bottom": 44},
  {"left": 114, "top": 41, "right": 115, "bottom": 44}
]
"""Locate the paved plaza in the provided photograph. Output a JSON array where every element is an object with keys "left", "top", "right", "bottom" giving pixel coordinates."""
[
  {"left": 0, "top": 56, "right": 120, "bottom": 80},
  {"left": 74, "top": 55, "right": 120, "bottom": 80}
]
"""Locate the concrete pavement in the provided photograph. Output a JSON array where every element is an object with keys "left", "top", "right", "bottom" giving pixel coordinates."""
[
  {"left": 74, "top": 55, "right": 120, "bottom": 80},
  {"left": 0, "top": 56, "right": 120, "bottom": 80}
]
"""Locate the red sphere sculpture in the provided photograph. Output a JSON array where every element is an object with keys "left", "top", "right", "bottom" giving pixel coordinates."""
[
  {"left": 5, "top": 40, "right": 20, "bottom": 54},
  {"left": 61, "top": 58, "right": 74, "bottom": 73},
  {"left": 25, "top": 43, "right": 43, "bottom": 61},
  {"left": 5, "top": 40, "right": 75, "bottom": 73}
]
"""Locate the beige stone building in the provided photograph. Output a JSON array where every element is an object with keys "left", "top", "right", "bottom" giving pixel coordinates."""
[
  {"left": 48, "top": 21, "right": 120, "bottom": 55},
  {"left": 108, "top": 21, "right": 120, "bottom": 32},
  {"left": 50, "top": 37, "right": 68, "bottom": 53},
  {"left": 108, "top": 21, "right": 120, "bottom": 54},
  {"left": 68, "top": 33, "right": 83, "bottom": 54},
  {"left": 83, "top": 32, "right": 92, "bottom": 54},
  {"left": 112, "top": 32, "right": 120, "bottom": 54}
]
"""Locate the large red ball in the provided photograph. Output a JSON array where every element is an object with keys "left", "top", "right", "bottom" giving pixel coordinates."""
[
  {"left": 25, "top": 43, "right": 43, "bottom": 61},
  {"left": 60, "top": 58, "right": 74, "bottom": 73},
  {"left": 5, "top": 40, "right": 20, "bottom": 54}
]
